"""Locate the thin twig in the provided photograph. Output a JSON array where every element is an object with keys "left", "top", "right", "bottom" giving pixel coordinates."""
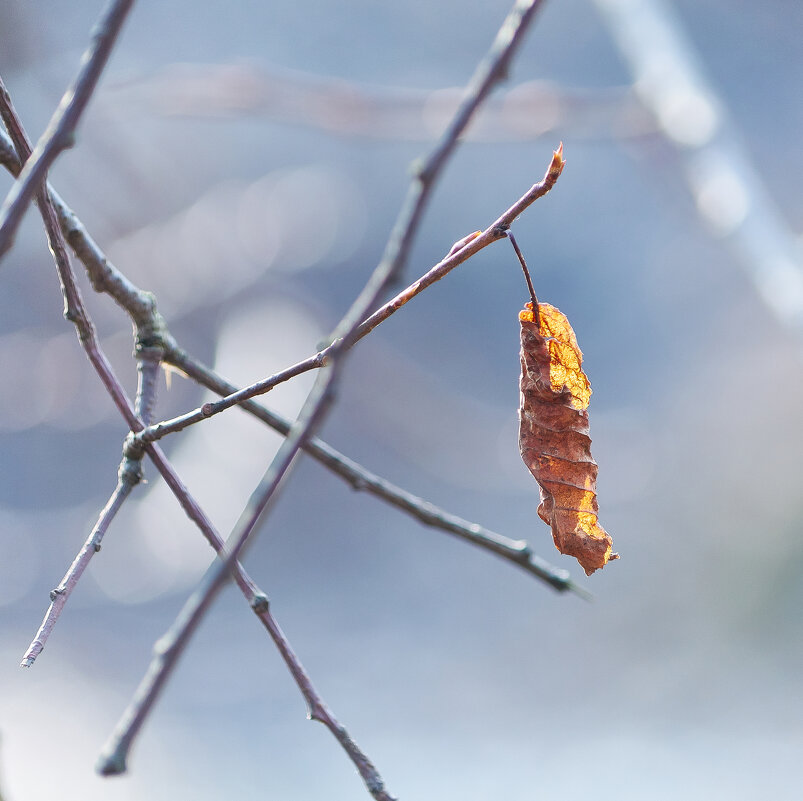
[
  {"left": 98, "top": 0, "right": 549, "bottom": 788},
  {"left": 0, "top": 0, "right": 135, "bottom": 259},
  {"left": 163, "top": 344, "right": 589, "bottom": 597},
  {"left": 21, "top": 463, "right": 140, "bottom": 667},
  {"left": 353, "top": 144, "right": 564, "bottom": 342},
  {"left": 0, "top": 121, "right": 578, "bottom": 599},
  {"left": 19, "top": 345, "right": 163, "bottom": 667},
  {"left": 1, "top": 117, "right": 583, "bottom": 801},
  {"left": 1, "top": 71, "right": 395, "bottom": 800},
  {"left": 137, "top": 146, "right": 563, "bottom": 444}
]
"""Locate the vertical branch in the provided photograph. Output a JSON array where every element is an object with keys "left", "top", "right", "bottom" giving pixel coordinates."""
[
  {"left": 135, "top": 345, "right": 162, "bottom": 425},
  {"left": 0, "top": 0, "right": 136, "bottom": 258}
]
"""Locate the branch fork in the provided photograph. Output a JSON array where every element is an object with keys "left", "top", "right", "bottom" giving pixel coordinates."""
[{"left": 1, "top": 1, "right": 572, "bottom": 798}]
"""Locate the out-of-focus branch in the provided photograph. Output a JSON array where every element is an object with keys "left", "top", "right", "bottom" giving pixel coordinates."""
[
  {"left": 0, "top": 0, "right": 136, "bottom": 259},
  {"left": 97, "top": 0, "right": 551, "bottom": 787},
  {"left": 114, "top": 62, "right": 656, "bottom": 141},
  {"left": 593, "top": 0, "right": 803, "bottom": 336}
]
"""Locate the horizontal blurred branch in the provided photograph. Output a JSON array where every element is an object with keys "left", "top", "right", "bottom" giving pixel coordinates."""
[{"left": 112, "top": 62, "right": 656, "bottom": 141}]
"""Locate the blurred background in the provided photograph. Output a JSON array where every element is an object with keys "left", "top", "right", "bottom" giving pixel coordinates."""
[{"left": 1, "top": 0, "right": 802, "bottom": 798}]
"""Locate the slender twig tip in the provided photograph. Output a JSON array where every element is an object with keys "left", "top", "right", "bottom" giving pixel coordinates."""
[
  {"left": 551, "top": 142, "right": 566, "bottom": 173},
  {"left": 96, "top": 752, "right": 127, "bottom": 776}
]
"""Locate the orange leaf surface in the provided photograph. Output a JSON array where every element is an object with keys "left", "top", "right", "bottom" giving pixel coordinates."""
[{"left": 519, "top": 301, "right": 616, "bottom": 575}]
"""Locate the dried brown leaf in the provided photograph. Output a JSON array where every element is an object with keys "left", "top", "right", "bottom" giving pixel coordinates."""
[{"left": 519, "top": 301, "right": 616, "bottom": 575}]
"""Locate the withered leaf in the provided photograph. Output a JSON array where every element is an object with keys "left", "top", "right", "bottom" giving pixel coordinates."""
[{"left": 519, "top": 301, "right": 616, "bottom": 575}]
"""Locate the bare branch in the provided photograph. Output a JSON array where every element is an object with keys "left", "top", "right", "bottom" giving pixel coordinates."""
[
  {"left": 0, "top": 121, "right": 578, "bottom": 600},
  {"left": 20, "top": 460, "right": 140, "bottom": 667},
  {"left": 20, "top": 343, "right": 164, "bottom": 668},
  {"left": 2, "top": 75, "right": 390, "bottom": 789},
  {"left": 0, "top": 0, "right": 135, "bottom": 259},
  {"left": 98, "top": 0, "right": 550, "bottom": 785},
  {"left": 0, "top": 75, "right": 139, "bottom": 430},
  {"left": 1, "top": 112, "right": 579, "bottom": 801},
  {"left": 137, "top": 146, "right": 564, "bottom": 444},
  {"left": 166, "top": 344, "right": 588, "bottom": 597},
  {"left": 1, "top": 48, "right": 398, "bottom": 801}
]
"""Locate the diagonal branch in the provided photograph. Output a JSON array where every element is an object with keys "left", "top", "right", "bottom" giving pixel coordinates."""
[
  {"left": 1, "top": 123, "right": 578, "bottom": 598},
  {"left": 1, "top": 76, "right": 396, "bottom": 799},
  {"left": 166, "top": 344, "right": 587, "bottom": 597},
  {"left": 97, "top": 0, "right": 551, "bottom": 789},
  {"left": 117, "top": 61, "right": 656, "bottom": 141},
  {"left": 19, "top": 345, "right": 161, "bottom": 668},
  {"left": 137, "top": 146, "right": 564, "bottom": 443},
  {"left": 0, "top": 0, "right": 135, "bottom": 259},
  {"left": 21, "top": 456, "right": 141, "bottom": 667}
]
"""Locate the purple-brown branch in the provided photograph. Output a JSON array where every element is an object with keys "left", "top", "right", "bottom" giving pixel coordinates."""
[
  {"left": 0, "top": 120, "right": 578, "bottom": 600},
  {"left": 97, "top": 0, "right": 550, "bottom": 789},
  {"left": 167, "top": 345, "right": 585, "bottom": 596},
  {"left": 21, "top": 465, "right": 139, "bottom": 667},
  {"left": 20, "top": 345, "right": 162, "bottom": 668},
  {"left": 1, "top": 74, "right": 394, "bottom": 799}
]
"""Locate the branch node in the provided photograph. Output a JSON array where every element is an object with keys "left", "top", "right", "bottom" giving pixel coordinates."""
[
  {"left": 409, "top": 157, "right": 426, "bottom": 181},
  {"left": 121, "top": 433, "right": 146, "bottom": 465},
  {"left": 349, "top": 475, "right": 369, "bottom": 492},
  {"left": 49, "top": 587, "right": 64, "bottom": 602},
  {"left": 134, "top": 342, "right": 164, "bottom": 364},
  {"left": 250, "top": 593, "right": 270, "bottom": 614}
]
